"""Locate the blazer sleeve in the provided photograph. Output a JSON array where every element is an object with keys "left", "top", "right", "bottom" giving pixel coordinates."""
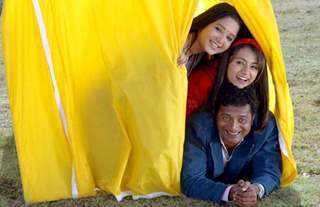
[
  {"left": 181, "top": 116, "right": 228, "bottom": 203},
  {"left": 249, "top": 116, "right": 282, "bottom": 196}
]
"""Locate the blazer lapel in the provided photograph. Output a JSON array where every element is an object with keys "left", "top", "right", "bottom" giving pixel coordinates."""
[
  {"left": 233, "top": 133, "right": 256, "bottom": 158},
  {"left": 209, "top": 131, "right": 224, "bottom": 178},
  {"left": 225, "top": 133, "right": 256, "bottom": 179}
]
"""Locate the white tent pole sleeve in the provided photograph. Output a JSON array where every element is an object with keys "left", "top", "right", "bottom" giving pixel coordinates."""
[{"left": 32, "top": 0, "right": 79, "bottom": 198}]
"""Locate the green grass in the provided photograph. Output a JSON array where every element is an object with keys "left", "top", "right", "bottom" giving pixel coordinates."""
[
  {"left": 1, "top": 0, "right": 320, "bottom": 206},
  {"left": 0, "top": 137, "right": 306, "bottom": 206}
]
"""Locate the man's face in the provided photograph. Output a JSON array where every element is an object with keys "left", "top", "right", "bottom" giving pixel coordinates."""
[{"left": 217, "top": 104, "right": 253, "bottom": 150}]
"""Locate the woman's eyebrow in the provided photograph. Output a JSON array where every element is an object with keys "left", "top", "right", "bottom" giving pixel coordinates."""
[
  {"left": 216, "top": 23, "right": 237, "bottom": 37},
  {"left": 234, "top": 56, "right": 258, "bottom": 64},
  {"left": 233, "top": 57, "right": 247, "bottom": 62}
]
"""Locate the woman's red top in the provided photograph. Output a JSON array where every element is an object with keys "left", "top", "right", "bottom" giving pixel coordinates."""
[{"left": 186, "top": 59, "right": 219, "bottom": 118}]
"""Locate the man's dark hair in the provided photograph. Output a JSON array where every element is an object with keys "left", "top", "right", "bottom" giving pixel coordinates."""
[{"left": 214, "top": 82, "right": 259, "bottom": 117}]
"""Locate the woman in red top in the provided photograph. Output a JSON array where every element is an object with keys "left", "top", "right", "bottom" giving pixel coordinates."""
[{"left": 187, "top": 38, "right": 268, "bottom": 131}]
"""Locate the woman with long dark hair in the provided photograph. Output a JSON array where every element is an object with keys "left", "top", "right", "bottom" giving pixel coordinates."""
[{"left": 177, "top": 3, "right": 242, "bottom": 75}]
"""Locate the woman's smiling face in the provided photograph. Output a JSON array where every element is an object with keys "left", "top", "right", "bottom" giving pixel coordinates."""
[
  {"left": 197, "top": 16, "right": 240, "bottom": 55},
  {"left": 227, "top": 47, "right": 259, "bottom": 89}
]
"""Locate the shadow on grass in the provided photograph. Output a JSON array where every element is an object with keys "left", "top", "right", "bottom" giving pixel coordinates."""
[
  {"left": 0, "top": 135, "right": 24, "bottom": 206},
  {"left": 259, "top": 186, "right": 303, "bottom": 207}
]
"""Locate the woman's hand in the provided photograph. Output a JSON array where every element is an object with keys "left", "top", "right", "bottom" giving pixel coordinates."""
[
  {"left": 177, "top": 33, "right": 194, "bottom": 67},
  {"left": 177, "top": 52, "right": 189, "bottom": 66}
]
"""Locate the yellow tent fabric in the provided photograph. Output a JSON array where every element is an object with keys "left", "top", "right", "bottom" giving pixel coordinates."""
[{"left": 2, "top": 0, "right": 296, "bottom": 203}]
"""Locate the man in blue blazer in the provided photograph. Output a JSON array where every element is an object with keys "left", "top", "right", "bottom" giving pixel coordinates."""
[{"left": 181, "top": 84, "right": 282, "bottom": 206}]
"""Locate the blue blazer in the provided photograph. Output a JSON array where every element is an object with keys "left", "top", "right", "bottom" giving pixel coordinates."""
[{"left": 181, "top": 111, "right": 282, "bottom": 202}]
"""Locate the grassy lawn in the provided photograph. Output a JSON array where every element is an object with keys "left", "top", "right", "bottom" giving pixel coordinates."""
[{"left": 1, "top": 0, "right": 320, "bottom": 206}]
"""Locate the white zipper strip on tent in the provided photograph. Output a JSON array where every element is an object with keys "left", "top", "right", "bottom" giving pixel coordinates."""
[
  {"left": 32, "top": 0, "right": 79, "bottom": 198},
  {"left": 276, "top": 122, "right": 289, "bottom": 157},
  {"left": 115, "top": 191, "right": 173, "bottom": 202}
]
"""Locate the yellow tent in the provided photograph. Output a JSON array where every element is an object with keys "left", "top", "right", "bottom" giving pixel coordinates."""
[{"left": 2, "top": 0, "right": 296, "bottom": 203}]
